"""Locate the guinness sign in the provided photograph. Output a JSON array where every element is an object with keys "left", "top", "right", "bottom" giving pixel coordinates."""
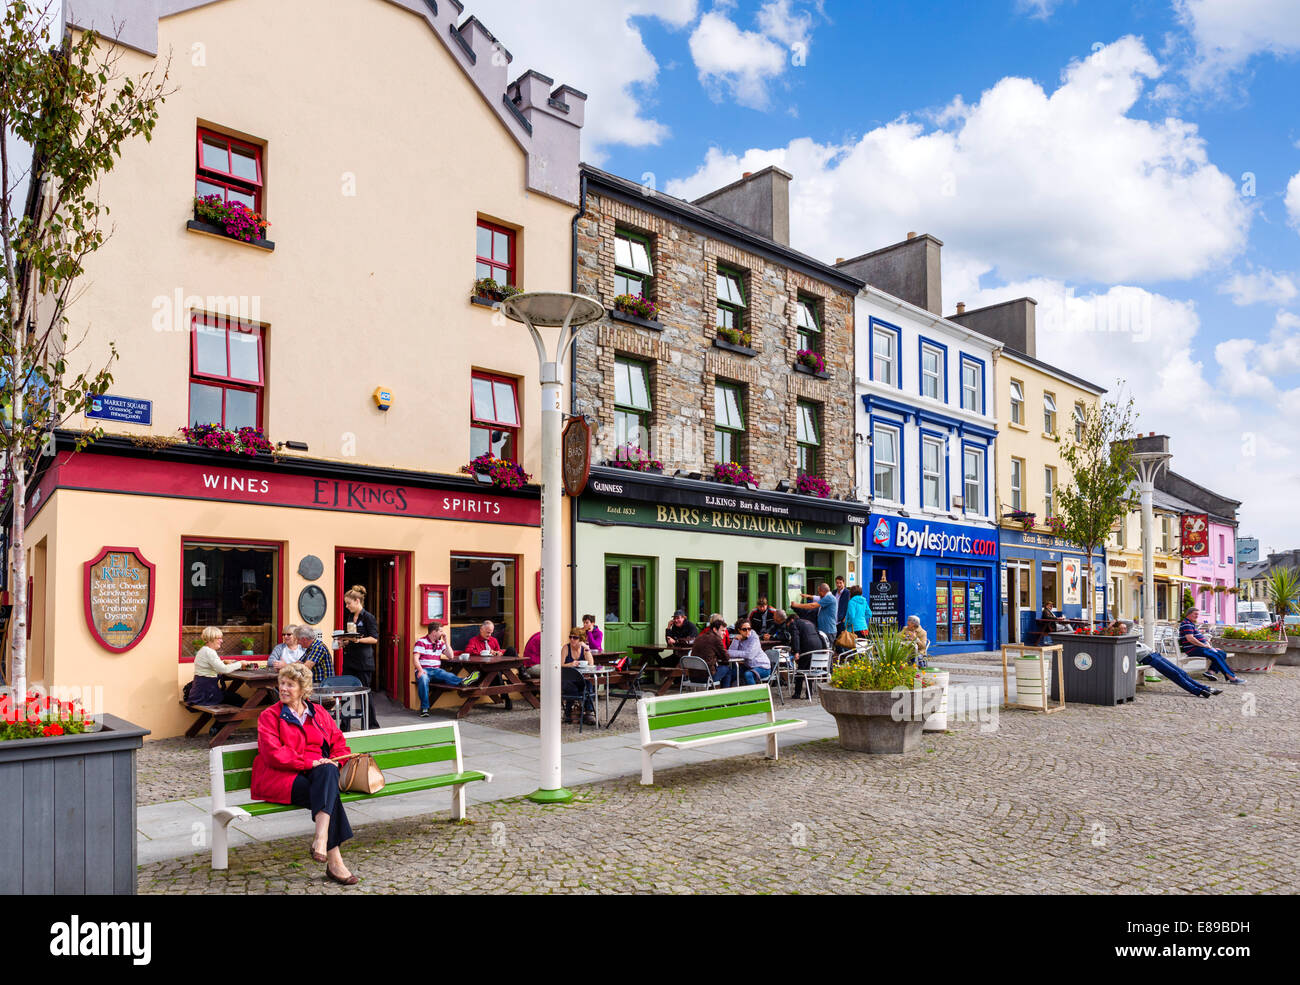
[{"left": 561, "top": 417, "right": 592, "bottom": 496}]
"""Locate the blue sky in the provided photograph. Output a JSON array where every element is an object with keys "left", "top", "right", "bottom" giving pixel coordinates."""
[{"left": 474, "top": 0, "right": 1299, "bottom": 551}]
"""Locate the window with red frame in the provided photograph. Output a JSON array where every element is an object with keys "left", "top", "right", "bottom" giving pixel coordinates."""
[
  {"left": 189, "top": 314, "right": 264, "bottom": 430},
  {"left": 475, "top": 220, "right": 515, "bottom": 286},
  {"left": 470, "top": 372, "right": 519, "bottom": 462},
  {"left": 196, "top": 128, "right": 263, "bottom": 211}
]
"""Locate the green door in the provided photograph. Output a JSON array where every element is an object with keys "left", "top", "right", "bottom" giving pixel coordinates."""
[
  {"left": 737, "top": 564, "right": 777, "bottom": 621},
  {"left": 675, "top": 560, "right": 719, "bottom": 629},
  {"left": 603, "top": 555, "right": 655, "bottom": 652}
]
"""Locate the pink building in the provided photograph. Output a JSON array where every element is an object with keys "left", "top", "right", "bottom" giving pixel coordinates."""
[{"left": 1182, "top": 519, "right": 1237, "bottom": 625}]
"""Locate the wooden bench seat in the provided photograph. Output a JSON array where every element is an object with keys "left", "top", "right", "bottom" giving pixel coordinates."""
[
  {"left": 637, "top": 683, "right": 807, "bottom": 785},
  {"left": 208, "top": 721, "right": 491, "bottom": 869}
]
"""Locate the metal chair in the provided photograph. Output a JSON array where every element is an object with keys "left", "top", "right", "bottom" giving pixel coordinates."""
[
  {"left": 320, "top": 675, "right": 366, "bottom": 732},
  {"left": 560, "top": 666, "right": 596, "bottom": 731},
  {"left": 678, "top": 655, "right": 721, "bottom": 693},
  {"left": 605, "top": 661, "right": 647, "bottom": 729},
  {"left": 790, "top": 650, "right": 832, "bottom": 703},
  {"left": 767, "top": 647, "right": 792, "bottom": 704}
]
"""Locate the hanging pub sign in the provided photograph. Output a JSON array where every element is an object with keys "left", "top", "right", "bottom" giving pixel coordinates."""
[
  {"left": 84, "top": 546, "right": 155, "bottom": 652},
  {"left": 1180, "top": 513, "right": 1209, "bottom": 557},
  {"left": 561, "top": 417, "right": 592, "bottom": 496}
]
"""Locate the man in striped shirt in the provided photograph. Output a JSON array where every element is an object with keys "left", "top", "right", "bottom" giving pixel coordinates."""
[
  {"left": 295, "top": 625, "right": 334, "bottom": 686},
  {"left": 414, "top": 622, "right": 478, "bottom": 716},
  {"left": 1179, "top": 608, "right": 1241, "bottom": 685}
]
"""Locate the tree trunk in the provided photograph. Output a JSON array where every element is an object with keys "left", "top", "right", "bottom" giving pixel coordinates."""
[{"left": 9, "top": 468, "right": 25, "bottom": 703}]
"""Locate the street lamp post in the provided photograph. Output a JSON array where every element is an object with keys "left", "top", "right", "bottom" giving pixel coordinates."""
[
  {"left": 1131, "top": 439, "right": 1172, "bottom": 649},
  {"left": 501, "top": 292, "right": 603, "bottom": 804}
]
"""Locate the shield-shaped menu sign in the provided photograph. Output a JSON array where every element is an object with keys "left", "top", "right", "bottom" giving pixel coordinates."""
[
  {"left": 561, "top": 416, "right": 592, "bottom": 496},
  {"left": 84, "top": 547, "right": 156, "bottom": 652}
]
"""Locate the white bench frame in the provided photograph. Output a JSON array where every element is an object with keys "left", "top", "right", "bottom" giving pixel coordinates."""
[
  {"left": 208, "top": 721, "right": 491, "bottom": 870},
  {"left": 637, "top": 683, "right": 807, "bottom": 785}
]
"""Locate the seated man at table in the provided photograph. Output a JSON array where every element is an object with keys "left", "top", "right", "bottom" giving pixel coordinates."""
[
  {"left": 294, "top": 625, "right": 334, "bottom": 686},
  {"left": 414, "top": 621, "right": 479, "bottom": 716},
  {"left": 463, "top": 620, "right": 503, "bottom": 656},
  {"left": 729, "top": 621, "right": 770, "bottom": 684},
  {"left": 785, "top": 612, "right": 825, "bottom": 700},
  {"left": 688, "top": 618, "right": 732, "bottom": 687},
  {"left": 747, "top": 597, "right": 777, "bottom": 639},
  {"left": 665, "top": 610, "right": 698, "bottom": 645}
]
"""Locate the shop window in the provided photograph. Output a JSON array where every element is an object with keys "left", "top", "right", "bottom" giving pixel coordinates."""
[
  {"left": 796, "top": 296, "right": 821, "bottom": 354},
  {"left": 715, "top": 264, "right": 747, "bottom": 334},
  {"left": 714, "top": 380, "right": 745, "bottom": 465},
  {"left": 449, "top": 554, "right": 516, "bottom": 652},
  {"left": 873, "top": 422, "right": 900, "bottom": 503},
  {"left": 470, "top": 371, "right": 519, "bottom": 462},
  {"left": 796, "top": 400, "right": 820, "bottom": 476},
  {"left": 196, "top": 127, "right": 263, "bottom": 211},
  {"left": 475, "top": 219, "right": 515, "bottom": 286},
  {"left": 189, "top": 313, "right": 263, "bottom": 430},
  {"left": 921, "top": 342, "right": 944, "bottom": 400},
  {"left": 1009, "top": 379, "right": 1024, "bottom": 425},
  {"left": 614, "top": 357, "right": 652, "bottom": 452},
  {"left": 1044, "top": 466, "right": 1056, "bottom": 518},
  {"left": 614, "top": 229, "right": 653, "bottom": 299},
  {"left": 922, "top": 435, "right": 944, "bottom": 509},
  {"left": 181, "top": 540, "right": 279, "bottom": 659}
]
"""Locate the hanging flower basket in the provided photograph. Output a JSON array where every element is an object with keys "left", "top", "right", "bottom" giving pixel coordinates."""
[
  {"left": 462, "top": 454, "right": 530, "bottom": 490},
  {"left": 179, "top": 424, "right": 275, "bottom": 456},
  {"left": 713, "top": 461, "right": 758, "bottom": 487},
  {"left": 795, "top": 472, "right": 830, "bottom": 498},
  {"left": 1044, "top": 515, "right": 1066, "bottom": 534}
]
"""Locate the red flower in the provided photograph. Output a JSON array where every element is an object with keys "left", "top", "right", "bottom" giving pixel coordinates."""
[{"left": 42, "top": 724, "right": 64, "bottom": 737}]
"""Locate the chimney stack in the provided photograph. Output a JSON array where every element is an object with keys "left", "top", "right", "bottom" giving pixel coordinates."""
[
  {"left": 692, "top": 166, "right": 793, "bottom": 246},
  {"left": 956, "top": 302, "right": 966, "bottom": 314},
  {"left": 835, "top": 234, "right": 944, "bottom": 315}
]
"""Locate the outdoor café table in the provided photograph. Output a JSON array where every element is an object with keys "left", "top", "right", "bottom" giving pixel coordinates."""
[
  {"left": 186, "top": 666, "right": 279, "bottom": 748},
  {"left": 439, "top": 654, "right": 540, "bottom": 720},
  {"left": 574, "top": 663, "right": 614, "bottom": 726},
  {"left": 629, "top": 643, "right": 694, "bottom": 695},
  {"left": 312, "top": 683, "right": 371, "bottom": 732}
]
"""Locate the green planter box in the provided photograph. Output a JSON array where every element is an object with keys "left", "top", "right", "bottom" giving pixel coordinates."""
[{"left": 0, "top": 714, "right": 149, "bottom": 894}]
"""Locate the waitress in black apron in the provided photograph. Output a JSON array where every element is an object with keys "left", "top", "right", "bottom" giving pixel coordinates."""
[{"left": 342, "top": 588, "right": 381, "bottom": 728}]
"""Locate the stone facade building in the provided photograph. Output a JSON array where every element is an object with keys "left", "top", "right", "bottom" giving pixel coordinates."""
[{"left": 570, "top": 166, "right": 868, "bottom": 651}]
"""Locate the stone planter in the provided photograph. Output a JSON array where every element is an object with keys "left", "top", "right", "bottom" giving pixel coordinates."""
[
  {"left": 1211, "top": 634, "right": 1286, "bottom": 673},
  {"left": 818, "top": 685, "right": 941, "bottom": 754},
  {"left": 921, "top": 671, "right": 949, "bottom": 731},
  {"left": 1051, "top": 633, "right": 1137, "bottom": 705},
  {"left": 1277, "top": 638, "right": 1300, "bottom": 667},
  {"left": 0, "top": 714, "right": 150, "bottom": 894}
]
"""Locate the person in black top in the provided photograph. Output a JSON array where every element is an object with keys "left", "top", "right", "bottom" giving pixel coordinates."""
[
  {"left": 665, "top": 610, "right": 698, "bottom": 644},
  {"left": 342, "top": 588, "right": 381, "bottom": 728},
  {"left": 747, "top": 596, "right": 777, "bottom": 639},
  {"left": 785, "top": 611, "right": 824, "bottom": 699}
]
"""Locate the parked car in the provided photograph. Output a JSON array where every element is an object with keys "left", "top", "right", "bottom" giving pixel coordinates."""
[{"left": 1237, "top": 601, "right": 1270, "bottom": 626}]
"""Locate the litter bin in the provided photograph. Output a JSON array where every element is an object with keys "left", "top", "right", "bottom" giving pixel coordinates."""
[{"left": 1051, "top": 633, "right": 1138, "bottom": 705}]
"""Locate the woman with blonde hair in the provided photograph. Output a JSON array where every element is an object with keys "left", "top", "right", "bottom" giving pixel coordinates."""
[
  {"left": 251, "top": 663, "right": 359, "bottom": 885},
  {"left": 188, "top": 626, "right": 244, "bottom": 708},
  {"left": 342, "top": 587, "right": 380, "bottom": 727}
]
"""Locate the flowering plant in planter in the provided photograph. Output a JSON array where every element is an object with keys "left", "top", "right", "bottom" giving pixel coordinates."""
[
  {"left": 607, "top": 444, "right": 662, "bottom": 471},
  {"left": 1044, "top": 515, "right": 1066, "bottom": 534},
  {"left": 613, "top": 294, "right": 657, "bottom": 320},
  {"left": 830, "top": 633, "right": 921, "bottom": 691},
  {"left": 795, "top": 349, "right": 824, "bottom": 373},
  {"left": 1219, "top": 624, "right": 1286, "bottom": 642},
  {"left": 472, "top": 278, "right": 522, "bottom": 303},
  {"left": 795, "top": 472, "right": 830, "bottom": 498},
  {"left": 1, "top": 693, "right": 95, "bottom": 741},
  {"left": 716, "top": 326, "right": 752, "bottom": 347},
  {"left": 193, "top": 194, "right": 270, "bottom": 243},
  {"left": 713, "top": 461, "right": 758, "bottom": 486},
  {"left": 179, "top": 423, "right": 275, "bottom": 456},
  {"left": 461, "top": 453, "right": 531, "bottom": 490},
  {"left": 1070, "top": 624, "right": 1129, "bottom": 636}
]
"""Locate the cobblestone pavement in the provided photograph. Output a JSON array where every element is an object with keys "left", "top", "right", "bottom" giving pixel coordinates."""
[{"left": 138, "top": 668, "right": 1300, "bottom": 894}]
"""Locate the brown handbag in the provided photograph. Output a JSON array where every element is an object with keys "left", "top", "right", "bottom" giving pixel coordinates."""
[
  {"left": 835, "top": 630, "right": 857, "bottom": 650},
  {"left": 337, "top": 753, "right": 385, "bottom": 794}
]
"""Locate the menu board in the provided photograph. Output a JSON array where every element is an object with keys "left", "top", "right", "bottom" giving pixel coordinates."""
[
  {"left": 969, "top": 583, "right": 984, "bottom": 641},
  {"left": 935, "top": 584, "right": 949, "bottom": 642},
  {"left": 84, "top": 547, "right": 155, "bottom": 652},
  {"left": 952, "top": 583, "right": 967, "bottom": 641},
  {"left": 870, "top": 578, "right": 900, "bottom": 627}
]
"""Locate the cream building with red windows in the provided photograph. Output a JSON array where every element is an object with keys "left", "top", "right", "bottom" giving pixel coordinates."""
[{"left": 14, "top": 0, "right": 585, "bottom": 736}]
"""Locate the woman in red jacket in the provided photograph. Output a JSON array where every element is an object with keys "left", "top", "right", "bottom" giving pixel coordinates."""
[{"left": 251, "top": 663, "right": 359, "bottom": 885}]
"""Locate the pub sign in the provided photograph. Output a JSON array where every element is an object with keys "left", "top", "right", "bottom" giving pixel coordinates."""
[{"left": 84, "top": 547, "right": 156, "bottom": 652}]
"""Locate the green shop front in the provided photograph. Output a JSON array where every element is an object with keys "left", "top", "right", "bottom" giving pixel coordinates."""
[{"left": 576, "top": 469, "right": 866, "bottom": 651}]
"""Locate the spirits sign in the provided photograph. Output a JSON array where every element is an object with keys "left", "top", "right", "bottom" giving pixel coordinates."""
[{"left": 84, "top": 547, "right": 156, "bottom": 652}]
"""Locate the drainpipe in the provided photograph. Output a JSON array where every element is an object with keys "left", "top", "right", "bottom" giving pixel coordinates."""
[{"left": 568, "top": 171, "right": 588, "bottom": 629}]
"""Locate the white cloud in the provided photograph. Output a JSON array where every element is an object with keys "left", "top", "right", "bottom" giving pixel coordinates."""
[
  {"left": 1219, "top": 268, "right": 1299, "bottom": 306},
  {"left": 467, "top": 0, "right": 698, "bottom": 160},
  {"left": 688, "top": 1, "right": 813, "bottom": 110},
  {"left": 756, "top": 0, "right": 813, "bottom": 47},
  {"left": 668, "top": 38, "right": 1250, "bottom": 285},
  {"left": 1175, "top": 0, "right": 1300, "bottom": 89},
  {"left": 1016, "top": 0, "right": 1067, "bottom": 19},
  {"left": 1286, "top": 170, "right": 1300, "bottom": 232}
]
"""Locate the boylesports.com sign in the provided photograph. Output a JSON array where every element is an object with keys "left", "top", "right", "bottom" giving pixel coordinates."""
[{"left": 869, "top": 514, "right": 998, "bottom": 559}]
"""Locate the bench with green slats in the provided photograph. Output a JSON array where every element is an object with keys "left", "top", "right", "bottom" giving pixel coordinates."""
[
  {"left": 636, "top": 682, "right": 807, "bottom": 785},
  {"left": 206, "top": 721, "right": 492, "bottom": 869}
]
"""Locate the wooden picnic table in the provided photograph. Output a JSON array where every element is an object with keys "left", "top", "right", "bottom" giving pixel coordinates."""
[
  {"left": 629, "top": 643, "right": 695, "bottom": 695},
  {"left": 184, "top": 666, "right": 279, "bottom": 748},
  {"left": 439, "top": 654, "right": 540, "bottom": 720}
]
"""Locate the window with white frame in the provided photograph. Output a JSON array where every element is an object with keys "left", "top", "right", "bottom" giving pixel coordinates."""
[
  {"left": 614, "top": 229, "right": 653, "bottom": 299},
  {"left": 1044, "top": 466, "right": 1055, "bottom": 517},
  {"left": 1073, "top": 402, "right": 1086, "bottom": 442},
  {"left": 1010, "top": 457, "right": 1023, "bottom": 512},
  {"left": 960, "top": 358, "right": 982, "bottom": 412},
  {"left": 922, "top": 435, "right": 944, "bottom": 509},
  {"left": 1009, "top": 379, "right": 1024, "bottom": 425},
  {"left": 963, "top": 447, "right": 983, "bottom": 514},
  {"left": 872, "top": 423, "right": 900, "bottom": 503},
  {"left": 873, "top": 325, "right": 897, "bottom": 386},
  {"left": 1043, "top": 392, "right": 1057, "bottom": 434},
  {"left": 921, "top": 343, "right": 943, "bottom": 400}
]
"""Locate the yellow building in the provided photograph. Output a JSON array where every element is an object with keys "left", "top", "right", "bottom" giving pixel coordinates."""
[
  {"left": 949, "top": 299, "right": 1104, "bottom": 642},
  {"left": 1104, "top": 490, "right": 1187, "bottom": 624},
  {"left": 15, "top": 0, "right": 585, "bottom": 736}
]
